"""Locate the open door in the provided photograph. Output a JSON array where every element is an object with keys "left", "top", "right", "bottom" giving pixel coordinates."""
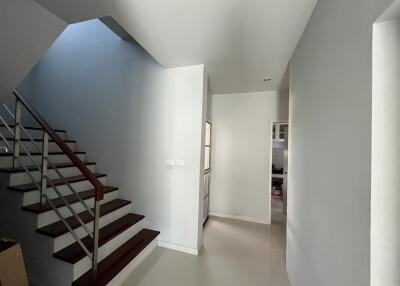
[{"left": 270, "top": 122, "right": 288, "bottom": 222}]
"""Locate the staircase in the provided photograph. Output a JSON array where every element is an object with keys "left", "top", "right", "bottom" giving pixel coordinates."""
[{"left": 0, "top": 92, "right": 159, "bottom": 286}]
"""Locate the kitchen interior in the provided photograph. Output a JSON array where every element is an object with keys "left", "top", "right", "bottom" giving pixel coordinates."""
[{"left": 271, "top": 122, "right": 288, "bottom": 220}]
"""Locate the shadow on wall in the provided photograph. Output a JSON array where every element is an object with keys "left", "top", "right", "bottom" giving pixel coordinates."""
[
  {"left": 206, "top": 78, "right": 213, "bottom": 121},
  {"left": 277, "top": 89, "right": 290, "bottom": 120},
  {"left": 278, "top": 66, "right": 290, "bottom": 94}
]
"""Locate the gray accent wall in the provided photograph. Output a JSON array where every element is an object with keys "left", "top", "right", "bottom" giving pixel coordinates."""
[{"left": 18, "top": 19, "right": 206, "bottom": 253}]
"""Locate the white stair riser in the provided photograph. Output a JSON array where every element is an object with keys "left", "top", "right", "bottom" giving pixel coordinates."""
[
  {"left": 0, "top": 127, "right": 67, "bottom": 140},
  {"left": 22, "top": 176, "right": 107, "bottom": 206},
  {"left": 10, "top": 164, "right": 96, "bottom": 186},
  {"left": 53, "top": 202, "right": 131, "bottom": 252},
  {"left": 0, "top": 153, "right": 86, "bottom": 168},
  {"left": 7, "top": 140, "right": 76, "bottom": 153},
  {"left": 37, "top": 188, "right": 116, "bottom": 228},
  {"left": 73, "top": 220, "right": 145, "bottom": 280},
  {"left": 106, "top": 238, "right": 158, "bottom": 286}
]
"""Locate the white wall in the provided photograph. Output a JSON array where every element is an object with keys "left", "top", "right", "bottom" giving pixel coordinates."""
[
  {"left": 159, "top": 65, "right": 207, "bottom": 253},
  {"left": 18, "top": 20, "right": 206, "bottom": 254},
  {"left": 287, "top": 0, "right": 395, "bottom": 285},
  {"left": 209, "top": 91, "right": 288, "bottom": 224},
  {"left": 0, "top": 0, "right": 66, "bottom": 101},
  {"left": 371, "top": 18, "right": 400, "bottom": 286}
]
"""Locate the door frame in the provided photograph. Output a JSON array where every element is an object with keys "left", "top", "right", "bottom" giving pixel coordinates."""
[
  {"left": 268, "top": 120, "right": 289, "bottom": 224},
  {"left": 203, "top": 120, "right": 212, "bottom": 227}
]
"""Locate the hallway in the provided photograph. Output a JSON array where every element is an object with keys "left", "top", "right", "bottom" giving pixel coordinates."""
[{"left": 123, "top": 210, "right": 289, "bottom": 286}]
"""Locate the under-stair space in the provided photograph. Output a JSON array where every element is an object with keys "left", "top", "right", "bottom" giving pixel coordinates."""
[{"left": 0, "top": 92, "right": 160, "bottom": 286}]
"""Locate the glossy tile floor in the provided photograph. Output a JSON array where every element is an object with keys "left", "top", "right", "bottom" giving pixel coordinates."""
[{"left": 123, "top": 199, "right": 289, "bottom": 286}]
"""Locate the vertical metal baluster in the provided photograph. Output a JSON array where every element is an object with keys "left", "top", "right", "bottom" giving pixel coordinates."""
[
  {"left": 9, "top": 92, "right": 107, "bottom": 271},
  {"left": 40, "top": 131, "right": 49, "bottom": 207},
  {"left": 13, "top": 99, "right": 22, "bottom": 168},
  {"left": 92, "top": 190, "right": 100, "bottom": 275}
]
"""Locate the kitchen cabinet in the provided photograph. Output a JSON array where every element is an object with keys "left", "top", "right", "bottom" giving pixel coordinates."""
[{"left": 272, "top": 122, "right": 288, "bottom": 142}]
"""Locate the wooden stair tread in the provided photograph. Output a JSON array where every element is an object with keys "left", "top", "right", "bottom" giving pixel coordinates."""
[
  {"left": 0, "top": 123, "right": 66, "bottom": 133},
  {"left": 72, "top": 229, "right": 160, "bottom": 286},
  {"left": 0, "top": 151, "right": 85, "bottom": 157},
  {"left": 0, "top": 161, "right": 95, "bottom": 173},
  {"left": 37, "top": 199, "right": 132, "bottom": 237},
  {"left": 0, "top": 240, "right": 17, "bottom": 252},
  {"left": 2, "top": 96, "right": 160, "bottom": 286},
  {"left": 53, "top": 213, "right": 144, "bottom": 264},
  {"left": 8, "top": 173, "right": 106, "bottom": 192},
  {"left": 3, "top": 137, "right": 75, "bottom": 143},
  {"left": 22, "top": 186, "right": 118, "bottom": 214}
]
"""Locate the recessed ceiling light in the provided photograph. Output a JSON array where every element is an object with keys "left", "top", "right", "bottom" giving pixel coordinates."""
[{"left": 263, "top": 77, "right": 272, "bottom": 82}]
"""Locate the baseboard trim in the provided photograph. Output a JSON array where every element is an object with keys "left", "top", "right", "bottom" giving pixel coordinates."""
[
  {"left": 209, "top": 212, "right": 269, "bottom": 225},
  {"left": 158, "top": 240, "right": 199, "bottom": 256}
]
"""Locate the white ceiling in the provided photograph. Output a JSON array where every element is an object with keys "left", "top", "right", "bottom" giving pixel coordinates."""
[{"left": 35, "top": 0, "right": 318, "bottom": 94}]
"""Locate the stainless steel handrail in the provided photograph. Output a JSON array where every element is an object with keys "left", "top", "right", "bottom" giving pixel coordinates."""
[
  {"left": 0, "top": 94, "right": 101, "bottom": 269},
  {"left": 0, "top": 127, "right": 91, "bottom": 257},
  {"left": 13, "top": 91, "right": 103, "bottom": 272},
  {"left": 45, "top": 194, "right": 92, "bottom": 258},
  {"left": 0, "top": 114, "right": 93, "bottom": 239},
  {"left": 3, "top": 103, "right": 95, "bottom": 217}
]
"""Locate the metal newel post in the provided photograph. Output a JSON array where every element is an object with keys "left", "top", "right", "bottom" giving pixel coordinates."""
[
  {"left": 13, "top": 99, "right": 22, "bottom": 168},
  {"left": 40, "top": 131, "right": 49, "bottom": 207}
]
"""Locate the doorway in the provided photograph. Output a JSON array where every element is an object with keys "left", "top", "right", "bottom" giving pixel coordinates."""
[
  {"left": 202, "top": 121, "right": 212, "bottom": 226},
  {"left": 269, "top": 121, "right": 289, "bottom": 224}
]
